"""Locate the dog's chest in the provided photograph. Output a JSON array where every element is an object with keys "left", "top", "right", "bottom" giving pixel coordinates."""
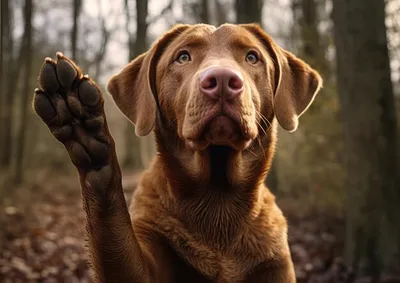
[{"left": 154, "top": 215, "right": 272, "bottom": 282}]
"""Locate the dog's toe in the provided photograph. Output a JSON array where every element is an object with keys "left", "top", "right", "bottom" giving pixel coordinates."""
[
  {"left": 39, "top": 60, "right": 60, "bottom": 93},
  {"left": 33, "top": 89, "right": 56, "bottom": 122},
  {"left": 68, "top": 141, "right": 92, "bottom": 168},
  {"left": 56, "top": 55, "right": 79, "bottom": 91},
  {"left": 79, "top": 78, "right": 101, "bottom": 107}
]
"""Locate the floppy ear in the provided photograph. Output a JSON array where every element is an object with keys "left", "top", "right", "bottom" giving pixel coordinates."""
[
  {"left": 240, "top": 24, "right": 323, "bottom": 132},
  {"left": 107, "top": 24, "right": 191, "bottom": 136}
]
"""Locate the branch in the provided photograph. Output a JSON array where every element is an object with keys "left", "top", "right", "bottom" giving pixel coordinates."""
[{"left": 147, "top": 0, "right": 173, "bottom": 26}]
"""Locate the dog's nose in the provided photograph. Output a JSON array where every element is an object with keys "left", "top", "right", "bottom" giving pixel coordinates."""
[{"left": 200, "top": 67, "right": 244, "bottom": 101}]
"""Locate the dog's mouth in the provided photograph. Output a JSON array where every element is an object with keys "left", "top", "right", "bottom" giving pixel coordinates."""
[{"left": 186, "top": 114, "right": 253, "bottom": 151}]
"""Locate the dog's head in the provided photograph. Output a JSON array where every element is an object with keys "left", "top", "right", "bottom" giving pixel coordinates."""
[{"left": 107, "top": 24, "right": 322, "bottom": 152}]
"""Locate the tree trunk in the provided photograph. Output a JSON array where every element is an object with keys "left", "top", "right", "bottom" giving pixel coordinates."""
[
  {"left": 333, "top": 0, "right": 400, "bottom": 278},
  {"left": 14, "top": 0, "right": 34, "bottom": 184},
  {"left": 200, "top": 0, "right": 210, "bottom": 24},
  {"left": 134, "top": 0, "right": 147, "bottom": 56},
  {"left": 122, "top": 0, "right": 153, "bottom": 169},
  {"left": 235, "top": 0, "right": 262, "bottom": 24},
  {"left": 0, "top": 0, "right": 5, "bottom": 165},
  {"left": 123, "top": 0, "right": 137, "bottom": 168},
  {"left": 0, "top": 0, "right": 13, "bottom": 169},
  {"left": 300, "top": 0, "right": 319, "bottom": 60},
  {"left": 200, "top": 0, "right": 219, "bottom": 25},
  {"left": 92, "top": 0, "right": 110, "bottom": 80},
  {"left": 135, "top": 0, "right": 156, "bottom": 169},
  {"left": 293, "top": 0, "right": 325, "bottom": 72},
  {"left": 71, "top": 0, "right": 81, "bottom": 60},
  {"left": 215, "top": 0, "right": 227, "bottom": 26},
  {"left": 0, "top": 0, "right": 3, "bottom": 95}
]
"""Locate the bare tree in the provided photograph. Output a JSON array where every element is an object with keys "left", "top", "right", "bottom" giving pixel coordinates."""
[
  {"left": 184, "top": 0, "right": 225, "bottom": 26},
  {"left": 14, "top": 0, "right": 34, "bottom": 184},
  {"left": 333, "top": 0, "right": 400, "bottom": 278},
  {"left": 292, "top": 0, "right": 329, "bottom": 77},
  {"left": 92, "top": 0, "right": 111, "bottom": 80},
  {"left": 0, "top": 1, "right": 3, "bottom": 104},
  {"left": 200, "top": 0, "right": 210, "bottom": 23},
  {"left": 1, "top": 0, "right": 30, "bottom": 172},
  {"left": 72, "top": 0, "right": 112, "bottom": 81},
  {"left": 235, "top": 0, "right": 263, "bottom": 24},
  {"left": 71, "top": 0, "right": 82, "bottom": 60},
  {"left": 215, "top": 0, "right": 228, "bottom": 25},
  {"left": 122, "top": 0, "right": 135, "bottom": 168},
  {"left": 122, "top": 0, "right": 152, "bottom": 169},
  {"left": 134, "top": 0, "right": 157, "bottom": 168},
  {"left": 0, "top": 0, "right": 13, "bottom": 169},
  {"left": 0, "top": 0, "right": 5, "bottom": 168},
  {"left": 135, "top": 0, "right": 148, "bottom": 55}
]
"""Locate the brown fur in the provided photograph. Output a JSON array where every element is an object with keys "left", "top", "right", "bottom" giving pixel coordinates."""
[{"left": 34, "top": 23, "right": 322, "bottom": 283}]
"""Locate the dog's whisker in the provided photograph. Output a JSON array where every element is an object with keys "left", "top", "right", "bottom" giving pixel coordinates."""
[
  {"left": 256, "top": 119, "right": 268, "bottom": 138},
  {"left": 245, "top": 147, "right": 259, "bottom": 158},
  {"left": 257, "top": 136, "right": 268, "bottom": 164},
  {"left": 256, "top": 111, "right": 271, "bottom": 129}
]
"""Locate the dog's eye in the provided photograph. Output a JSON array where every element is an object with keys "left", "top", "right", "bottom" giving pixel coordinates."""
[
  {"left": 176, "top": 51, "right": 191, "bottom": 64},
  {"left": 246, "top": 51, "right": 259, "bottom": 64}
]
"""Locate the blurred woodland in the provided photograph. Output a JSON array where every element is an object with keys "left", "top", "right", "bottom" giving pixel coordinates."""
[{"left": 1, "top": 0, "right": 400, "bottom": 282}]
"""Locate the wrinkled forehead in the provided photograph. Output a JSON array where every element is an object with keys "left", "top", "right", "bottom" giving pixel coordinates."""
[{"left": 161, "top": 24, "right": 263, "bottom": 59}]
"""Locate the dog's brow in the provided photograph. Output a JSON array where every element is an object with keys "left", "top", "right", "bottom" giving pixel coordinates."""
[
  {"left": 230, "top": 36, "right": 259, "bottom": 50},
  {"left": 178, "top": 34, "right": 208, "bottom": 48}
]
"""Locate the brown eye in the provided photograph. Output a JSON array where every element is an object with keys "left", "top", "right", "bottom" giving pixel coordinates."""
[
  {"left": 176, "top": 51, "right": 191, "bottom": 64},
  {"left": 246, "top": 51, "right": 259, "bottom": 64}
]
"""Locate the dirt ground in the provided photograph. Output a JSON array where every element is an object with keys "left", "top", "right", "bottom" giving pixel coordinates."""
[{"left": 0, "top": 169, "right": 396, "bottom": 283}]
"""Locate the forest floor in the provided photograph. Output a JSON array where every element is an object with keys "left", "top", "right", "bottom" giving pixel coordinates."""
[{"left": 0, "top": 169, "right": 395, "bottom": 283}]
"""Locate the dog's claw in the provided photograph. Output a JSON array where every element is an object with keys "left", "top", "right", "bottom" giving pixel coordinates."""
[{"left": 56, "top": 51, "right": 65, "bottom": 59}]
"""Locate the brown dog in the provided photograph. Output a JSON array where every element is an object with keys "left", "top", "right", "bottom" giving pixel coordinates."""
[{"left": 33, "top": 23, "right": 322, "bottom": 283}]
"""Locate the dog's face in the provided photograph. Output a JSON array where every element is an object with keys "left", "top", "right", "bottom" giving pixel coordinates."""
[
  {"left": 156, "top": 24, "right": 268, "bottom": 151},
  {"left": 107, "top": 24, "right": 322, "bottom": 152}
]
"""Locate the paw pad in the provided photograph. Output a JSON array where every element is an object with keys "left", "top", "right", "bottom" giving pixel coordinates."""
[
  {"left": 79, "top": 79, "right": 100, "bottom": 107},
  {"left": 57, "top": 58, "right": 78, "bottom": 90},
  {"left": 33, "top": 52, "right": 111, "bottom": 170},
  {"left": 40, "top": 62, "right": 59, "bottom": 93}
]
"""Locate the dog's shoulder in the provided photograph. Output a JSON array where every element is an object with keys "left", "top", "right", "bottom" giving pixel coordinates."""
[{"left": 129, "top": 176, "right": 289, "bottom": 281}]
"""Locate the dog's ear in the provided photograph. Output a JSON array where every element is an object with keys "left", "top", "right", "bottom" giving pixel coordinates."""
[
  {"left": 107, "top": 24, "right": 190, "bottom": 136},
  {"left": 240, "top": 24, "right": 323, "bottom": 132}
]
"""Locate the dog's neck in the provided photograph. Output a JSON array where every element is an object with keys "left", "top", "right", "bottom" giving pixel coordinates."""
[{"left": 153, "top": 117, "right": 277, "bottom": 246}]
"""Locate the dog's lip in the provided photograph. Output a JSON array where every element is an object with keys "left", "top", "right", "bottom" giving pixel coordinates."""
[
  {"left": 186, "top": 135, "right": 252, "bottom": 151},
  {"left": 185, "top": 113, "right": 253, "bottom": 151},
  {"left": 187, "top": 109, "right": 252, "bottom": 142},
  {"left": 188, "top": 108, "right": 220, "bottom": 141},
  {"left": 204, "top": 115, "right": 239, "bottom": 143}
]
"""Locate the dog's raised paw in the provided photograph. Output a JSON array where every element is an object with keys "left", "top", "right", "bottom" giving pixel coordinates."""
[{"left": 33, "top": 53, "right": 111, "bottom": 170}]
